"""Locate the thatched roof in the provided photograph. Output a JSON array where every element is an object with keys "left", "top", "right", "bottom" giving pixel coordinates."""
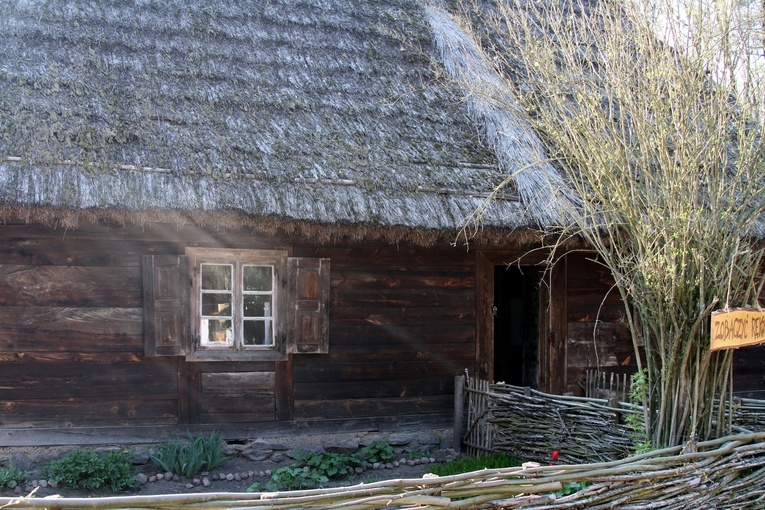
[{"left": 0, "top": 0, "right": 577, "bottom": 243}]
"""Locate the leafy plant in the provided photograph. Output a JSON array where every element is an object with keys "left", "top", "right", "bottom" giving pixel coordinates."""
[
  {"left": 248, "top": 440, "right": 398, "bottom": 492},
  {"left": 359, "top": 440, "right": 394, "bottom": 464},
  {"left": 407, "top": 449, "right": 430, "bottom": 460},
  {"left": 0, "top": 465, "right": 27, "bottom": 490},
  {"left": 44, "top": 449, "right": 137, "bottom": 493},
  {"left": 429, "top": 451, "right": 521, "bottom": 477},
  {"left": 151, "top": 430, "right": 228, "bottom": 477},
  {"left": 555, "top": 481, "right": 590, "bottom": 497},
  {"left": 626, "top": 370, "right": 652, "bottom": 455},
  {"left": 249, "top": 463, "right": 328, "bottom": 492}
]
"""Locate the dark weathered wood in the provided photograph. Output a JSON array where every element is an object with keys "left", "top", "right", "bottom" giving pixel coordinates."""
[
  {"left": 453, "top": 374, "right": 465, "bottom": 450},
  {"left": 0, "top": 266, "right": 141, "bottom": 307},
  {"left": 326, "top": 343, "right": 474, "bottom": 363},
  {"left": 475, "top": 251, "right": 494, "bottom": 381},
  {"left": 331, "top": 286, "right": 474, "bottom": 308},
  {"left": 329, "top": 325, "right": 474, "bottom": 345},
  {"left": 275, "top": 356, "right": 294, "bottom": 421},
  {"left": 0, "top": 238, "right": 179, "bottom": 266},
  {"left": 292, "top": 360, "right": 467, "bottom": 383},
  {"left": 547, "top": 256, "right": 567, "bottom": 394},
  {"left": 294, "top": 395, "right": 453, "bottom": 419},
  {"left": 294, "top": 377, "right": 454, "bottom": 400},
  {"left": 0, "top": 361, "right": 178, "bottom": 400},
  {"left": 143, "top": 255, "right": 190, "bottom": 357},
  {"left": 0, "top": 398, "right": 178, "bottom": 427},
  {"left": 288, "top": 257, "right": 330, "bottom": 354},
  {"left": 0, "top": 307, "right": 142, "bottom": 340},
  {"left": 330, "top": 306, "right": 475, "bottom": 326}
]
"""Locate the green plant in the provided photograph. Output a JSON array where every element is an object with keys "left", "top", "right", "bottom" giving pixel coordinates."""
[
  {"left": 0, "top": 465, "right": 27, "bottom": 490},
  {"left": 359, "top": 440, "right": 394, "bottom": 464},
  {"left": 248, "top": 463, "right": 329, "bottom": 492},
  {"left": 429, "top": 451, "right": 521, "bottom": 477},
  {"left": 151, "top": 430, "right": 228, "bottom": 477},
  {"left": 555, "top": 481, "right": 590, "bottom": 497},
  {"left": 407, "top": 449, "right": 430, "bottom": 460},
  {"left": 44, "top": 449, "right": 137, "bottom": 493},
  {"left": 626, "top": 370, "right": 652, "bottom": 455},
  {"left": 295, "top": 450, "right": 360, "bottom": 478}
]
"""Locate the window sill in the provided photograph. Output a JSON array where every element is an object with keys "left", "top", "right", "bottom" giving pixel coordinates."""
[{"left": 185, "top": 349, "right": 287, "bottom": 362}]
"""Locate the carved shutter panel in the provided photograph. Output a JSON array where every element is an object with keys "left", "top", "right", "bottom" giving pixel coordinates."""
[
  {"left": 143, "top": 255, "right": 189, "bottom": 357},
  {"left": 288, "top": 257, "right": 330, "bottom": 354}
]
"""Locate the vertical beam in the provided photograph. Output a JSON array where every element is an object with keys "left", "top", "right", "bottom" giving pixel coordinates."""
[
  {"left": 453, "top": 373, "right": 465, "bottom": 451},
  {"left": 475, "top": 251, "right": 494, "bottom": 381},
  {"left": 275, "top": 355, "right": 294, "bottom": 421},
  {"left": 547, "top": 255, "right": 568, "bottom": 394}
]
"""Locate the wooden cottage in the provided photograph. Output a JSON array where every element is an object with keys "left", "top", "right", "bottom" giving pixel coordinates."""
[{"left": 0, "top": 0, "right": 762, "bottom": 446}]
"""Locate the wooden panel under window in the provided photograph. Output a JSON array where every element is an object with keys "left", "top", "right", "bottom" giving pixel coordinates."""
[{"left": 199, "top": 371, "right": 275, "bottom": 423}]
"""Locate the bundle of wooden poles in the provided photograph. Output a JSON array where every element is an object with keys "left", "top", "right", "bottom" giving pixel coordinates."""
[{"left": 2, "top": 431, "right": 765, "bottom": 509}]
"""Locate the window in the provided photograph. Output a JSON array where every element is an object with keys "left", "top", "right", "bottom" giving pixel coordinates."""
[
  {"left": 199, "top": 262, "right": 275, "bottom": 348},
  {"left": 189, "top": 248, "right": 286, "bottom": 359},
  {"left": 143, "top": 249, "right": 330, "bottom": 361}
]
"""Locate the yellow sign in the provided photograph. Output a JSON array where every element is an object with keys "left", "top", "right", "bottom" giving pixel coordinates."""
[{"left": 710, "top": 309, "right": 765, "bottom": 351}]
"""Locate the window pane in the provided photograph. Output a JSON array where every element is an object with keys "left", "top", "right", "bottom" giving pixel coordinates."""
[
  {"left": 243, "top": 296, "right": 272, "bottom": 318},
  {"left": 201, "top": 319, "right": 233, "bottom": 346},
  {"left": 243, "top": 319, "right": 272, "bottom": 346},
  {"left": 202, "top": 264, "right": 232, "bottom": 291},
  {"left": 202, "top": 294, "right": 232, "bottom": 317},
  {"left": 243, "top": 265, "right": 272, "bottom": 292}
]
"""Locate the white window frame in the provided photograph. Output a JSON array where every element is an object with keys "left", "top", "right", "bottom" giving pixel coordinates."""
[{"left": 186, "top": 248, "right": 287, "bottom": 361}]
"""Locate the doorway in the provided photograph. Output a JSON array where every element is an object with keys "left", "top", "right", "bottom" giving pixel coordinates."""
[{"left": 493, "top": 265, "right": 541, "bottom": 387}]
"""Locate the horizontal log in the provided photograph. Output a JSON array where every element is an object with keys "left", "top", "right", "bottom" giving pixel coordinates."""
[
  {"left": 200, "top": 411, "right": 276, "bottom": 423},
  {"left": 332, "top": 269, "right": 475, "bottom": 289},
  {"left": 0, "top": 238, "right": 179, "bottom": 266},
  {"left": 0, "top": 398, "right": 178, "bottom": 427},
  {"left": 0, "top": 306, "right": 142, "bottom": 339},
  {"left": 0, "top": 361, "right": 178, "bottom": 399},
  {"left": 0, "top": 265, "right": 141, "bottom": 307},
  {"left": 327, "top": 343, "right": 474, "bottom": 363},
  {"left": 293, "top": 360, "right": 467, "bottom": 383},
  {"left": 294, "top": 377, "right": 453, "bottom": 400},
  {"left": 200, "top": 396, "right": 275, "bottom": 415},
  {"left": 329, "top": 324, "right": 474, "bottom": 345},
  {"left": 0, "top": 352, "right": 144, "bottom": 362},
  {"left": 332, "top": 287, "right": 474, "bottom": 308},
  {"left": 201, "top": 372, "right": 275, "bottom": 394},
  {"left": 330, "top": 306, "right": 475, "bottom": 326},
  {"left": 294, "top": 395, "right": 453, "bottom": 419}
]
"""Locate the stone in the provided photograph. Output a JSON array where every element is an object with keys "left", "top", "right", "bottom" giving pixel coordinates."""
[
  {"left": 164, "top": 472, "right": 174, "bottom": 481},
  {"left": 243, "top": 449, "right": 273, "bottom": 462},
  {"left": 270, "top": 453, "right": 285, "bottom": 463},
  {"left": 172, "top": 474, "right": 180, "bottom": 482},
  {"left": 325, "top": 440, "right": 359, "bottom": 454},
  {"left": 387, "top": 434, "right": 413, "bottom": 447},
  {"left": 38, "top": 480, "right": 48, "bottom": 488},
  {"left": 192, "top": 478, "right": 200, "bottom": 485},
  {"left": 202, "top": 477, "right": 211, "bottom": 487},
  {"left": 156, "top": 473, "right": 164, "bottom": 481},
  {"left": 226, "top": 473, "right": 235, "bottom": 481},
  {"left": 234, "top": 473, "right": 241, "bottom": 481},
  {"left": 240, "top": 472, "right": 249, "bottom": 479},
  {"left": 185, "top": 483, "right": 194, "bottom": 489},
  {"left": 393, "top": 461, "right": 400, "bottom": 467},
  {"left": 149, "top": 475, "right": 157, "bottom": 483},
  {"left": 372, "top": 462, "right": 381, "bottom": 470},
  {"left": 136, "top": 473, "right": 149, "bottom": 485}
]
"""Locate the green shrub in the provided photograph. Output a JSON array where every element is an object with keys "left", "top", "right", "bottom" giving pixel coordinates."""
[
  {"left": 358, "top": 440, "right": 394, "bottom": 464},
  {"left": 44, "top": 449, "right": 137, "bottom": 493},
  {"left": 248, "top": 440, "right": 398, "bottom": 492},
  {"left": 151, "top": 430, "right": 228, "bottom": 477},
  {"left": 429, "top": 451, "right": 521, "bottom": 477},
  {"left": 0, "top": 465, "right": 27, "bottom": 490}
]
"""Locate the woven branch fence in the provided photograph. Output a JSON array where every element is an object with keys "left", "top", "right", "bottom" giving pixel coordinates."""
[
  {"left": 3, "top": 379, "right": 765, "bottom": 509},
  {"left": 2, "top": 433, "right": 765, "bottom": 509}
]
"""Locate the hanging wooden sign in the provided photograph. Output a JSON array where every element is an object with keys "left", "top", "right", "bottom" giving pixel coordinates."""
[{"left": 710, "top": 309, "right": 765, "bottom": 351}]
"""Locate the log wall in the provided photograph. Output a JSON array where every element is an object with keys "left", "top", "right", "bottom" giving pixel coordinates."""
[{"left": 0, "top": 220, "right": 476, "bottom": 433}]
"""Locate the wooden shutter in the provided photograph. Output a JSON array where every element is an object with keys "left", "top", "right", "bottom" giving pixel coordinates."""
[
  {"left": 143, "top": 255, "right": 190, "bottom": 357},
  {"left": 288, "top": 257, "right": 330, "bottom": 354}
]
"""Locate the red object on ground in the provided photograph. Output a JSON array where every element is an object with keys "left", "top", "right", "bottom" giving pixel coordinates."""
[{"left": 551, "top": 450, "right": 560, "bottom": 462}]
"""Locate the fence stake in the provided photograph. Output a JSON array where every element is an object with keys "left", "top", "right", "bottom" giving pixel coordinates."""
[{"left": 453, "top": 373, "right": 465, "bottom": 451}]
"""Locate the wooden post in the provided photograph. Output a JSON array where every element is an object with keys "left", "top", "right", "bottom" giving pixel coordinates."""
[{"left": 453, "top": 374, "right": 465, "bottom": 451}]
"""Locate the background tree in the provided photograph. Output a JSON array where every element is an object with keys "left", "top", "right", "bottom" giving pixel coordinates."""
[{"left": 447, "top": 0, "right": 765, "bottom": 448}]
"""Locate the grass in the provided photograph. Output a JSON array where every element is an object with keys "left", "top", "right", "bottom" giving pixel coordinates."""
[{"left": 428, "top": 452, "right": 521, "bottom": 477}]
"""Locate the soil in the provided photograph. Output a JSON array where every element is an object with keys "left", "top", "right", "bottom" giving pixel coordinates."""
[{"left": 0, "top": 433, "right": 456, "bottom": 500}]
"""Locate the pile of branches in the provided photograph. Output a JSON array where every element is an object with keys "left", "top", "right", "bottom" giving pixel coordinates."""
[
  {"left": 2, "top": 432, "right": 765, "bottom": 509},
  {"left": 487, "top": 384, "right": 637, "bottom": 464}
]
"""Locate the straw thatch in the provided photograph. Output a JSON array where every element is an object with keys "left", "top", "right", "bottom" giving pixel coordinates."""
[{"left": 0, "top": 0, "right": 580, "bottom": 244}]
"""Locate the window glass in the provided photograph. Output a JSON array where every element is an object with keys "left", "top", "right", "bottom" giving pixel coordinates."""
[
  {"left": 243, "top": 265, "right": 272, "bottom": 292},
  {"left": 202, "top": 264, "right": 232, "bottom": 290},
  {"left": 243, "top": 320, "right": 270, "bottom": 346},
  {"left": 201, "top": 318, "right": 233, "bottom": 346}
]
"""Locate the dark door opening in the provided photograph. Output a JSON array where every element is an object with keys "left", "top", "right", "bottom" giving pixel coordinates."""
[{"left": 493, "top": 265, "right": 541, "bottom": 387}]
